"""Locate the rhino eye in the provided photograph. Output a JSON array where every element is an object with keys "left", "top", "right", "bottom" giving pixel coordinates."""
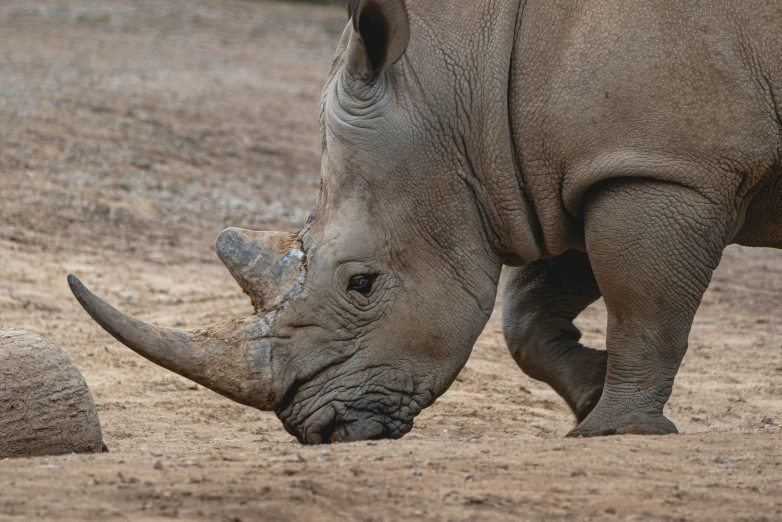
[{"left": 348, "top": 275, "right": 376, "bottom": 295}]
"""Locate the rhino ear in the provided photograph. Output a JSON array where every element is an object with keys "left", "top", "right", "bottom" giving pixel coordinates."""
[{"left": 347, "top": 0, "right": 410, "bottom": 81}]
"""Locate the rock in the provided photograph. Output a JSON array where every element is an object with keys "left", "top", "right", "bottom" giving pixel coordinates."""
[{"left": 0, "top": 328, "right": 104, "bottom": 459}]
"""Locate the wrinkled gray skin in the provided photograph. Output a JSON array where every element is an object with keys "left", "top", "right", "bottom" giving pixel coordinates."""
[{"left": 70, "top": 0, "right": 782, "bottom": 443}]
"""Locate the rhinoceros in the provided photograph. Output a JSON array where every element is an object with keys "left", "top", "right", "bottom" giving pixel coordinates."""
[{"left": 68, "top": 0, "right": 781, "bottom": 443}]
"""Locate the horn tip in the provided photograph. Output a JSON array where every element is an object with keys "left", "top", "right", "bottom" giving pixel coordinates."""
[
  {"left": 215, "top": 227, "right": 253, "bottom": 268},
  {"left": 67, "top": 274, "right": 97, "bottom": 316},
  {"left": 215, "top": 226, "right": 237, "bottom": 251},
  {"left": 67, "top": 274, "right": 84, "bottom": 299}
]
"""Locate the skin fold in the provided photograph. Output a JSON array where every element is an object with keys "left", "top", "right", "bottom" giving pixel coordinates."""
[{"left": 71, "top": 0, "right": 782, "bottom": 442}]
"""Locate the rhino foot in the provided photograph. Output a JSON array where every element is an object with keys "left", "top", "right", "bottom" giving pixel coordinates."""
[{"left": 566, "top": 411, "right": 678, "bottom": 438}]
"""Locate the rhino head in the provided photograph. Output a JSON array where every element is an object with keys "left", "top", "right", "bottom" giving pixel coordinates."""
[{"left": 69, "top": 0, "right": 511, "bottom": 444}]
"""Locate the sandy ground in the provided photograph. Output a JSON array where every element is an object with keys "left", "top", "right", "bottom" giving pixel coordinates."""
[{"left": 1, "top": 1, "right": 782, "bottom": 520}]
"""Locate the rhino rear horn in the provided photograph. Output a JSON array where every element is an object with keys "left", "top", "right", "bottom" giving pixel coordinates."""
[{"left": 214, "top": 228, "right": 305, "bottom": 313}]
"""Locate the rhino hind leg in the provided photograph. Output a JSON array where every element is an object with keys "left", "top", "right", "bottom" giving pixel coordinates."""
[
  {"left": 568, "top": 179, "right": 731, "bottom": 437},
  {"left": 502, "top": 250, "right": 607, "bottom": 422}
]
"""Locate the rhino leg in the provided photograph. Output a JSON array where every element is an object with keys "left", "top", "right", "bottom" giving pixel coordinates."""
[
  {"left": 502, "top": 250, "right": 607, "bottom": 422},
  {"left": 569, "top": 179, "right": 730, "bottom": 437}
]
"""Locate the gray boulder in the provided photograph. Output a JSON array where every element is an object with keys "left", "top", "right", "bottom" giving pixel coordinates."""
[{"left": 0, "top": 329, "right": 103, "bottom": 458}]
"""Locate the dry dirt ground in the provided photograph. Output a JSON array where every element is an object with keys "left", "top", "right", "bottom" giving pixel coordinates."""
[{"left": 1, "top": 1, "right": 782, "bottom": 520}]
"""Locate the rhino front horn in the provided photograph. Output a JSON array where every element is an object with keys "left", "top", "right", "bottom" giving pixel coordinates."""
[
  {"left": 67, "top": 275, "right": 279, "bottom": 410},
  {"left": 214, "top": 228, "right": 305, "bottom": 312}
]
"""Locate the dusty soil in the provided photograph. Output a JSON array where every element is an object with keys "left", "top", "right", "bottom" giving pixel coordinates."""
[{"left": 1, "top": 1, "right": 781, "bottom": 520}]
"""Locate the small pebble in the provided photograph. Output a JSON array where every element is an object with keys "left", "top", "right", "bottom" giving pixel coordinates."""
[
  {"left": 413, "top": 470, "right": 422, "bottom": 476},
  {"left": 153, "top": 460, "right": 163, "bottom": 470}
]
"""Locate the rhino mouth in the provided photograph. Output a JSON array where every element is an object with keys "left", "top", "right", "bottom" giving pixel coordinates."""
[
  {"left": 278, "top": 405, "right": 413, "bottom": 445},
  {"left": 275, "top": 372, "right": 422, "bottom": 444}
]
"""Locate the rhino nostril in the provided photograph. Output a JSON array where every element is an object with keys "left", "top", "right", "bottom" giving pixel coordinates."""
[
  {"left": 323, "top": 420, "right": 356, "bottom": 443},
  {"left": 326, "top": 418, "right": 387, "bottom": 443},
  {"left": 321, "top": 420, "right": 342, "bottom": 444}
]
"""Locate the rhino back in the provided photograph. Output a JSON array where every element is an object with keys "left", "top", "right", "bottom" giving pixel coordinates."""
[{"left": 511, "top": 0, "right": 782, "bottom": 255}]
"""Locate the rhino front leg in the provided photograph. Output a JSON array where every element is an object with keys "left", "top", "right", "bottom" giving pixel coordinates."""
[
  {"left": 570, "top": 179, "right": 730, "bottom": 437},
  {"left": 502, "top": 250, "right": 607, "bottom": 422}
]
